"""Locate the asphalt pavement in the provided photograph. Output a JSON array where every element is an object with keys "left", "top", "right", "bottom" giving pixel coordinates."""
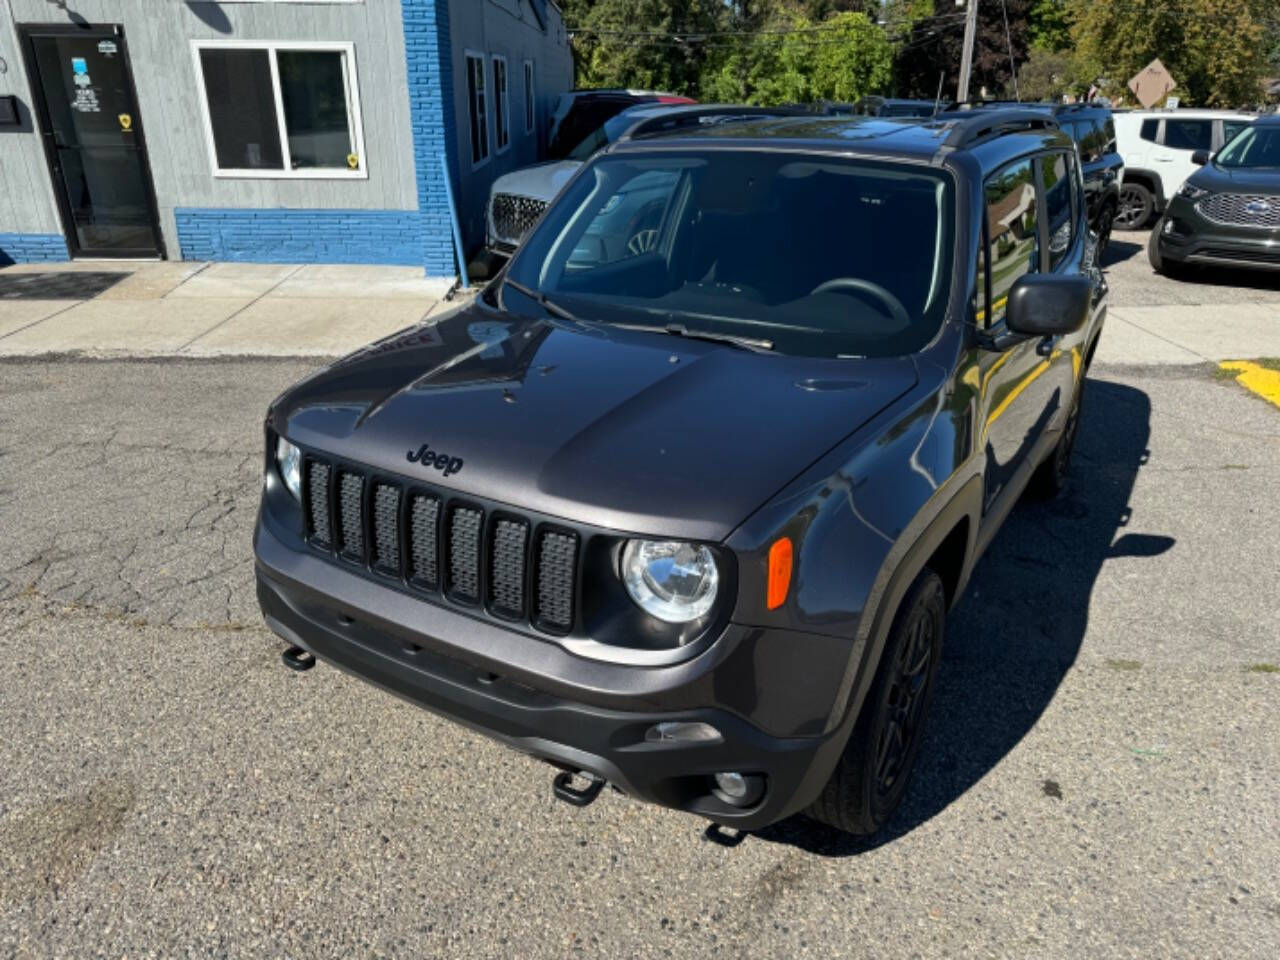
[{"left": 1, "top": 240, "right": 1279, "bottom": 958}]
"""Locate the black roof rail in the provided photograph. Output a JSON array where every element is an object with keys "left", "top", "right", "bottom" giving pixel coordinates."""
[
  {"left": 618, "top": 105, "right": 821, "bottom": 141},
  {"left": 937, "top": 108, "right": 1060, "bottom": 148}
]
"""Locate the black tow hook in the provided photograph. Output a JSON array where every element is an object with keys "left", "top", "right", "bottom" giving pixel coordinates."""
[
  {"left": 552, "top": 770, "right": 605, "bottom": 807},
  {"left": 281, "top": 645, "right": 316, "bottom": 672}
]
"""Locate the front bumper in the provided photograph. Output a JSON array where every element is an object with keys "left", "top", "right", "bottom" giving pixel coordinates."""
[
  {"left": 1156, "top": 199, "right": 1280, "bottom": 271},
  {"left": 254, "top": 517, "right": 853, "bottom": 830}
]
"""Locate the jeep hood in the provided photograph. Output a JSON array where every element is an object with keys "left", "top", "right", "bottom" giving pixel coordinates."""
[
  {"left": 490, "top": 160, "right": 583, "bottom": 206},
  {"left": 274, "top": 304, "right": 918, "bottom": 541}
]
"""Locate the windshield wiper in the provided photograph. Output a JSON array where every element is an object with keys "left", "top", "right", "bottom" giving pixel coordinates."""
[
  {"left": 501, "top": 277, "right": 584, "bottom": 326},
  {"left": 613, "top": 322, "right": 774, "bottom": 353}
]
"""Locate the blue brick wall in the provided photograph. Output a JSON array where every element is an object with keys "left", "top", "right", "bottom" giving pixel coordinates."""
[
  {"left": 0, "top": 232, "right": 70, "bottom": 265},
  {"left": 401, "top": 0, "right": 461, "bottom": 276},
  {"left": 174, "top": 209, "right": 430, "bottom": 266}
]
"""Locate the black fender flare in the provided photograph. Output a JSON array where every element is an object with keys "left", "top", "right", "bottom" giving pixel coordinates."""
[{"left": 1121, "top": 167, "right": 1167, "bottom": 208}]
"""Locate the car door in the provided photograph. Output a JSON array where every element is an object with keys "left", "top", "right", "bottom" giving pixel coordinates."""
[
  {"left": 974, "top": 154, "right": 1069, "bottom": 513},
  {"left": 1153, "top": 116, "right": 1213, "bottom": 197}
]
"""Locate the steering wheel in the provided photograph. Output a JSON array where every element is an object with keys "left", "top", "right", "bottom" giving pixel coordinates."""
[{"left": 809, "top": 278, "right": 911, "bottom": 330}]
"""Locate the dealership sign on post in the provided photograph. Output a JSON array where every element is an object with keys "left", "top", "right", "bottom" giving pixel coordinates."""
[{"left": 1128, "top": 58, "right": 1177, "bottom": 108}]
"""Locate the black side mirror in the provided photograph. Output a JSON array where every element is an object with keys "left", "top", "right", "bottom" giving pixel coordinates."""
[
  {"left": 1005, "top": 273, "right": 1092, "bottom": 339},
  {"left": 1191, "top": 149, "right": 1210, "bottom": 166}
]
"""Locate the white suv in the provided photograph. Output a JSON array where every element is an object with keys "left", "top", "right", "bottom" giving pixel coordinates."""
[{"left": 1114, "top": 109, "right": 1255, "bottom": 228}]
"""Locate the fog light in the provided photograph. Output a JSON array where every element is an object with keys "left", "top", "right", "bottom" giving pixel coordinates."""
[
  {"left": 712, "top": 771, "right": 765, "bottom": 807},
  {"left": 645, "top": 721, "right": 722, "bottom": 744}
]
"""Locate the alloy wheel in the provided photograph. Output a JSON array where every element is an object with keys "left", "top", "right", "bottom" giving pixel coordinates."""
[{"left": 872, "top": 609, "right": 936, "bottom": 798}]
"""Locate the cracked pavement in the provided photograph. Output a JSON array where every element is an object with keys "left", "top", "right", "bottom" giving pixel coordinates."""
[{"left": 1, "top": 336, "right": 1279, "bottom": 956}]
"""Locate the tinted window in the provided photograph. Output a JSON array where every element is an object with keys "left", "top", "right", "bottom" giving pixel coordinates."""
[
  {"left": 508, "top": 153, "right": 956, "bottom": 359},
  {"left": 1101, "top": 116, "right": 1116, "bottom": 153},
  {"left": 199, "top": 49, "right": 284, "bottom": 170},
  {"left": 1042, "top": 153, "right": 1075, "bottom": 271},
  {"left": 1216, "top": 124, "right": 1280, "bottom": 168},
  {"left": 1163, "top": 119, "right": 1212, "bottom": 151},
  {"left": 1068, "top": 121, "right": 1102, "bottom": 163},
  {"left": 1222, "top": 120, "right": 1250, "bottom": 144},
  {"left": 548, "top": 98, "right": 632, "bottom": 160},
  {"left": 979, "top": 158, "right": 1039, "bottom": 327},
  {"left": 1140, "top": 119, "right": 1158, "bottom": 142}
]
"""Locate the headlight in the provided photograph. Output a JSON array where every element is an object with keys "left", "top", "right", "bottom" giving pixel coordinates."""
[
  {"left": 1178, "top": 183, "right": 1210, "bottom": 201},
  {"left": 276, "top": 436, "right": 302, "bottom": 501},
  {"left": 621, "top": 540, "right": 719, "bottom": 624}
]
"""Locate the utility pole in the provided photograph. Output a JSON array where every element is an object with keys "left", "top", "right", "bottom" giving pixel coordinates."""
[{"left": 957, "top": 0, "right": 979, "bottom": 104}]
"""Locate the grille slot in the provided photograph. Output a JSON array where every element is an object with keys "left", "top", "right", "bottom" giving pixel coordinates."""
[
  {"left": 297, "top": 455, "right": 580, "bottom": 633},
  {"left": 337, "top": 472, "right": 365, "bottom": 560},
  {"left": 535, "top": 530, "right": 578, "bottom": 632},
  {"left": 491, "top": 193, "right": 548, "bottom": 245},
  {"left": 306, "top": 460, "right": 331, "bottom": 547},
  {"left": 1196, "top": 247, "right": 1280, "bottom": 265},
  {"left": 448, "top": 506, "right": 484, "bottom": 603},
  {"left": 1195, "top": 193, "right": 1280, "bottom": 229},
  {"left": 408, "top": 494, "right": 441, "bottom": 587},
  {"left": 372, "top": 483, "right": 402, "bottom": 573},
  {"left": 489, "top": 518, "right": 530, "bottom": 617}
]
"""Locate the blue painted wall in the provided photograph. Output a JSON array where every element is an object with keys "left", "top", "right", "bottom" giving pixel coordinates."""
[
  {"left": 175, "top": 209, "right": 429, "bottom": 266},
  {"left": 401, "top": 0, "right": 461, "bottom": 276},
  {"left": 0, "top": 232, "right": 70, "bottom": 265}
]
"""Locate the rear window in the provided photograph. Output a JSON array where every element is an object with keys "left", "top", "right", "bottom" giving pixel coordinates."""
[
  {"left": 1140, "top": 119, "right": 1158, "bottom": 142},
  {"left": 1163, "top": 119, "right": 1213, "bottom": 152}
]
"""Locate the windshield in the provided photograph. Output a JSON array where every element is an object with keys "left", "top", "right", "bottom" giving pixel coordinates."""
[
  {"left": 564, "top": 110, "right": 642, "bottom": 162},
  {"left": 1216, "top": 124, "right": 1280, "bottom": 169},
  {"left": 505, "top": 152, "right": 956, "bottom": 359}
]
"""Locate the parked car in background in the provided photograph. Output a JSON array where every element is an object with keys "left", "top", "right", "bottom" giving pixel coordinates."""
[
  {"left": 486, "top": 105, "right": 800, "bottom": 257},
  {"left": 1114, "top": 109, "right": 1255, "bottom": 228},
  {"left": 947, "top": 101, "right": 1123, "bottom": 253},
  {"left": 546, "top": 89, "right": 695, "bottom": 161},
  {"left": 1149, "top": 115, "right": 1280, "bottom": 274}
]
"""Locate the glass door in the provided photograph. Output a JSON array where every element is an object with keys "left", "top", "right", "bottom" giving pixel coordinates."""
[{"left": 22, "top": 25, "right": 162, "bottom": 258}]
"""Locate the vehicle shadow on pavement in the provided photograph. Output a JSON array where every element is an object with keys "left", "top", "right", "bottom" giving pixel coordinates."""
[
  {"left": 751, "top": 377, "right": 1172, "bottom": 857},
  {"left": 1101, "top": 237, "right": 1144, "bottom": 269}
]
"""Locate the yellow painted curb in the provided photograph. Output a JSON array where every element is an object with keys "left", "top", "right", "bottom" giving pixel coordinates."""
[{"left": 1219, "top": 361, "right": 1280, "bottom": 409}]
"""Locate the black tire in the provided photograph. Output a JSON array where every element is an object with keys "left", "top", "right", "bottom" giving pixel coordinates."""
[
  {"left": 1031, "top": 374, "right": 1085, "bottom": 498},
  {"left": 806, "top": 568, "right": 945, "bottom": 836},
  {"left": 1117, "top": 182, "right": 1154, "bottom": 229},
  {"left": 1147, "top": 224, "right": 1187, "bottom": 278}
]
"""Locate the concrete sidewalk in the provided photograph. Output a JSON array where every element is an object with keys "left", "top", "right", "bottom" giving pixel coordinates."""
[{"left": 0, "top": 260, "right": 459, "bottom": 358}]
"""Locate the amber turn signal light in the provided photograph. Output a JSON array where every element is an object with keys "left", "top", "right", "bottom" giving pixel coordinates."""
[{"left": 766, "top": 537, "right": 793, "bottom": 610}]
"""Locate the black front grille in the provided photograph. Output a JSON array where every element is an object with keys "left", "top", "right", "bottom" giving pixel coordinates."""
[
  {"left": 337, "top": 472, "right": 365, "bottom": 560},
  {"left": 301, "top": 456, "right": 579, "bottom": 635},
  {"left": 448, "top": 506, "right": 483, "bottom": 603},
  {"left": 1196, "top": 247, "right": 1280, "bottom": 265},
  {"left": 491, "top": 193, "right": 548, "bottom": 245}
]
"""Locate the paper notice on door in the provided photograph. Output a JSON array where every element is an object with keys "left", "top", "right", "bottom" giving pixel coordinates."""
[{"left": 72, "top": 87, "right": 100, "bottom": 113}]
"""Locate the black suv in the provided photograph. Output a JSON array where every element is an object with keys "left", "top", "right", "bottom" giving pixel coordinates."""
[
  {"left": 1149, "top": 115, "right": 1280, "bottom": 274},
  {"left": 256, "top": 109, "right": 1107, "bottom": 837},
  {"left": 949, "top": 102, "right": 1123, "bottom": 254}
]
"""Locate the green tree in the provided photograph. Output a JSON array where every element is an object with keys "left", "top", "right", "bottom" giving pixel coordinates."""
[
  {"left": 701, "top": 11, "right": 894, "bottom": 104},
  {"left": 1069, "top": 0, "right": 1270, "bottom": 107},
  {"left": 573, "top": 0, "right": 725, "bottom": 96},
  {"left": 1028, "top": 0, "right": 1072, "bottom": 52},
  {"left": 894, "top": 0, "right": 1033, "bottom": 100}
]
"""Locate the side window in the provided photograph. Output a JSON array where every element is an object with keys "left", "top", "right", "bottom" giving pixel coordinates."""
[
  {"left": 1101, "top": 117, "right": 1117, "bottom": 153},
  {"left": 1140, "top": 118, "right": 1159, "bottom": 142},
  {"left": 1080, "top": 120, "right": 1104, "bottom": 163},
  {"left": 564, "top": 170, "right": 682, "bottom": 274},
  {"left": 1164, "top": 119, "right": 1212, "bottom": 152},
  {"left": 978, "top": 158, "right": 1039, "bottom": 328},
  {"left": 1042, "top": 152, "right": 1075, "bottom": 270}
]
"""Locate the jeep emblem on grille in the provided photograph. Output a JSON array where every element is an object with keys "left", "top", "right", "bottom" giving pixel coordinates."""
[
  {"left": 1246, "top": 200, "right": 1272, "bottom": 215},
  {"left": 407, "top": 443, "right": 464, "bottom": 477}
]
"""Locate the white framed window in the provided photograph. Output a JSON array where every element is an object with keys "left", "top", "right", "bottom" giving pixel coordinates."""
[
  {"left": 523, "top": 60, "right": 535, "bottom": 135},
  {"left": 465, "top": 50, "right": 490, "bottom": 168},
  {"left": 191, "top": 40, "right": 367, "bottom": 179},
  {"left": 492, "top": 54, "right": 510, "bottom": 153}
]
